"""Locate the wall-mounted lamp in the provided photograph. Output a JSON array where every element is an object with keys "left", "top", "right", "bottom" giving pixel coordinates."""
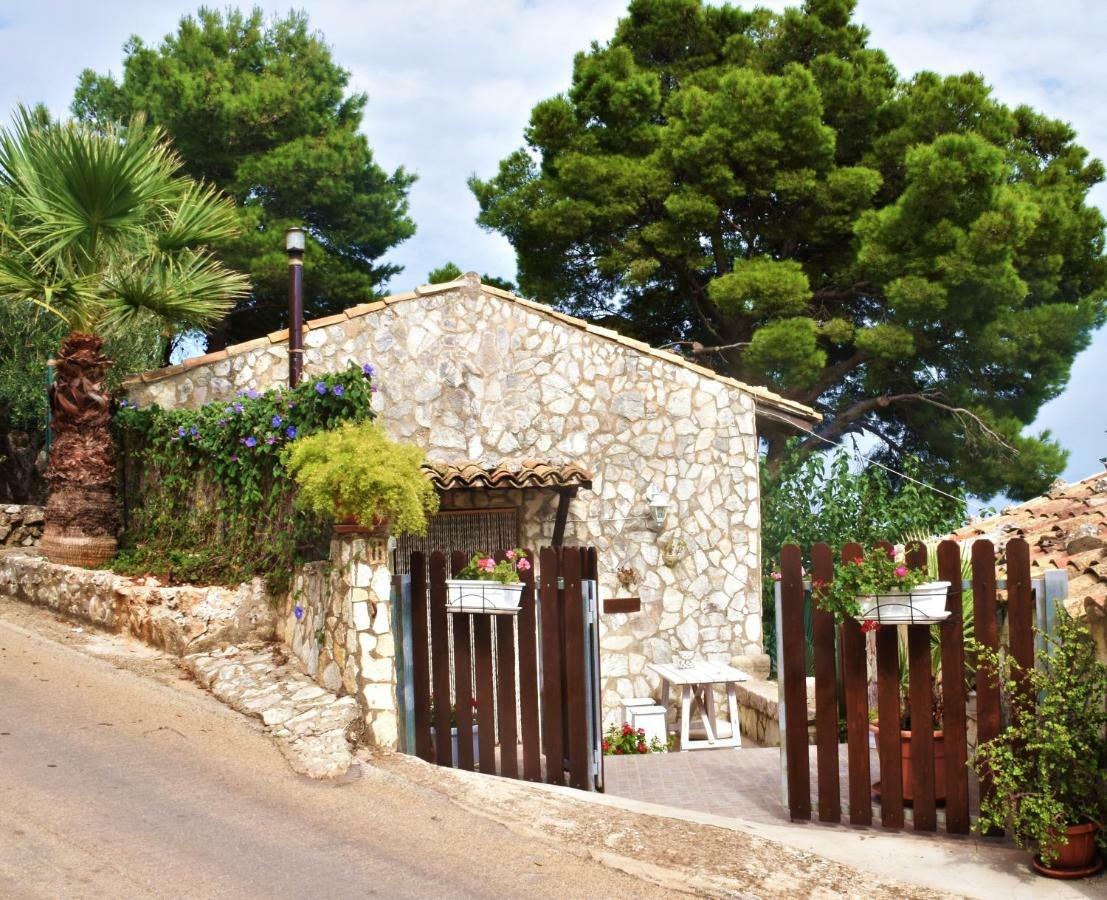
[{"left": 645, "top": 485, "right": 670, "bottom": 529}]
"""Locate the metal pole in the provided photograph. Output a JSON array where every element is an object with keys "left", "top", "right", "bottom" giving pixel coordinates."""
[
  {"left": 44, "top": 359, "right": 55, "bottom": 463},
  {"left": 285, "top": 227, "right": 305, "bottom": 387}
]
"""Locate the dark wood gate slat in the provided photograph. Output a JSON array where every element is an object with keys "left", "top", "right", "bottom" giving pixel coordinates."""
[
  {"left": 780, "top": 544, "right": 811, "bottom": 820},
  {"left": 539, "top": 546, "right": 565, "bottom": 785},
  {"left": 904, "top": 542, "right": 937, "bottom": 831},
  {"left": 907, "top": 622, "right": 937, "bottom": 830},
  {"left": 1006, "top": 538, "right": 1036, "bottom": 711},
  {"left": 449, "top": 550, "right": 475, "bottom": 772},
  {"left": 409, "top": 551, "right": 433, "bottom": 762},
  {"left": 473, "top": 608, "right": 497, "bottom": 776},
  {"left": 971, "top": 540, "right": 1002, "bottom": 835},
  {"left": 840, "top": 542, "right": 872, "bottom": 825},
  {"left": 937, "top": 540, "right": 970, "bottom": 834},
  {"left": 429, "top": 551, "right": 453, "bottom": 767},
  {"left": 875, "top": 622, "right": 904, "bottom": 827},
  {"left": 493, "top": 550, "right": 519, "bottom": 779},
  {"left": 516, "top": 549, "right": 542, "bottom": 781},
  {"left": 562, "top": 547, "right": 590, "bottom": 791},
  {"left": 810, "top": 543, "right": 840, "bottom": 823}
]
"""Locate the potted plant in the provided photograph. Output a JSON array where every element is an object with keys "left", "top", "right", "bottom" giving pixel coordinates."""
[
  {"left": 447, "top": 549, "right": 531, "bottom": 614},
  {"left": 602, "top": 722, "right": 672, "bottom": 755},
  {"left": 971, "top": 610, "right": 1107, "bottom": 877},
  {"left": 816, "top": 546, "right": 948, "bottom": 624},
  {"left": 429, "top": 696, "right": 480, "bottom": 767},
  {"left": 284, "top": 421, "right": 439, "bottom": 536},
  {"left": 870, "top": 657, "right": 947, "bottom": 805}
]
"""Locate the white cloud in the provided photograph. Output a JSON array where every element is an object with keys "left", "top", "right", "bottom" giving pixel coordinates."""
[{"left": 0, "top": 0, "right": 1103, "bottom": 482}]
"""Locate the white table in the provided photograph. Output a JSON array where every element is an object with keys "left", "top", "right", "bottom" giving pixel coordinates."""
[{"left": 648, "top": 661, "right": 750, "bottom": 751}]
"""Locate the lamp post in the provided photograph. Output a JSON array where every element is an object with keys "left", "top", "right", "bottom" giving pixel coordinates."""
[{"left": 285, "top": 226, "right": 305, "bottom": 387}]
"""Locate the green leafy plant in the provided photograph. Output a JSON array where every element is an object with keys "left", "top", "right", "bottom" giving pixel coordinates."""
[
  {"left": 113, "top": 362, "right": 375, "bottom": 588},
  {"left": 285, "top": 421, "right": 438, "bottom": 537},
  {"left": 971, "top": 611, "right": 1107, "bottom": 866},
  {"left": 602, "top": 722, "right": 670, "bottom": 755},
  {"left": 456, "top": 549, "right": 531, "bottom": 584},
  {"left": 813, "top": 546, "right": 929, "bottom": 624}
]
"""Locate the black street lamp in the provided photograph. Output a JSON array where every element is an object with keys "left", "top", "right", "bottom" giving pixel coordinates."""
[{"left": 286, "top": 226, "right": 305, "bottom": 387}]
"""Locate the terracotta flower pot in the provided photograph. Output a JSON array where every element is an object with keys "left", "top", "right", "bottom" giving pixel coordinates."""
[
  {"left": 870, "top": 722, "right": 945, "bottom": 804},
  {"left": 1032, "top": 822, "right": 1103, "bottom": 878},
  {"left": 334, "top": 514, "right": 389, "bottom": 536}
]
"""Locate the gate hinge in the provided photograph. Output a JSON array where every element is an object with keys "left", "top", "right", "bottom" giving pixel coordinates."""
[{"left": 557, "top": 577, "right": 565, "bottom": 589}]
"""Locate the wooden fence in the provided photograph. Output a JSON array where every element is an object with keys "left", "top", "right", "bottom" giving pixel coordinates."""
[
  {"left": 397, "top": 546, "right": 602, "bottom": 790},
  {"left": 777, "top": 538, "right": 1066, "bottom": 832}
]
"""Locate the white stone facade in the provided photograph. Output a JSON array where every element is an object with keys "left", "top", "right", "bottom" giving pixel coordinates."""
[{"left": 125, "top": 275, "right": 801, "bottom": 721}]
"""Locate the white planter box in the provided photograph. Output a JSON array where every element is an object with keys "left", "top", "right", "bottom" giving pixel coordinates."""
[
  {"left": 431, "top": 725, "right": 479, "bottom": 767},
  {"left": 446, "top": 579, "right": 523, "bottom": 615},
  {"left": 857, "top": 581, "right": 952, "bottom": 624}
]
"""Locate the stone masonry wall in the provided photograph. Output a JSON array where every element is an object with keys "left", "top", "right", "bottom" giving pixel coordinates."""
[
  {"left": 0, "top": 549, "right": 274, "bottom": 653},
  {"left": 275, "top": 535, "right": 400, "bottom": 749},
  {"left": 1, "top": 504, "right": 43, "bottom": 547},
  {"left": 126, "top": 277, "right": 766, "bottom": 722}
]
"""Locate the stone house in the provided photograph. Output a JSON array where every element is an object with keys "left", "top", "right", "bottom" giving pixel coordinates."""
[{"left": 123, "top": 273, "right": 819, "bottom": 721}]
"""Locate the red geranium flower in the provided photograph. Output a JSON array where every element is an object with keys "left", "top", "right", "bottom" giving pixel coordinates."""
[{"left": 637, "top": 742, "right": 648, "bottom": 754}]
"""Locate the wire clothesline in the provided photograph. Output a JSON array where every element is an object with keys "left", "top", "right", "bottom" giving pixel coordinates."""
[{"left": 751, "top": 406, "right": 967, "bottom": 505}]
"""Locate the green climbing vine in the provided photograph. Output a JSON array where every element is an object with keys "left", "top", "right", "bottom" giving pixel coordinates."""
[{"left": 112, "top": 361, "right": 378, "bottom": 590}]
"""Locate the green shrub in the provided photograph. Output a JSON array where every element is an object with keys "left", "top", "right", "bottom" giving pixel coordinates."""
[
  {"left": 971, "top": 611, "right": 1107, "bottom": 865},
  {"left": 285, "top": 421, "right": 439, "bottom": 536}
]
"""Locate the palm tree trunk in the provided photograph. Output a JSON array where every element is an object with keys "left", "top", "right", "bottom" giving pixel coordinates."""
[{"left": 39, "top": 331, "right": 119, "bottom": 566}]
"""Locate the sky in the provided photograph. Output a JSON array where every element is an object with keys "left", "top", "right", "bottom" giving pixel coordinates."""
[{"left": 0, "top": 0, "right": 1104, "bottom": 488}]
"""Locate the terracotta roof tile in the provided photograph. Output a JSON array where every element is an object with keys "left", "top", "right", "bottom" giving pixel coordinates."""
[
  {"left": 423, "top": 460, "right": 593, "bottom": 491},
  {"left": 950, "top": 471, "right": 1107, "bottom": 613}
]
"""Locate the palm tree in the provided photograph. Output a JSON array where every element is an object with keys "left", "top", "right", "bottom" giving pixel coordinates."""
[{"left": 0, "top": 108, "right": 248, "bottom": 566}]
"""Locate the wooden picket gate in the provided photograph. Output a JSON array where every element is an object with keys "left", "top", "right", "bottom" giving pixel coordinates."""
[
  {"left": 776, "top": 538, "right": 1067, "bottom": 832},
  {"left": 393, "top": 546, "right": 603, "bottom": 791}
]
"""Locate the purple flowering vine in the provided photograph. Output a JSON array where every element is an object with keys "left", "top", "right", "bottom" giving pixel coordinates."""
[
  {"left": 244, "top": 436, "right": 257, "bottom": 448},
  {"left": 332, "top": 385, "right": 344, "bottom": 396},
  {"left": 285, "top": 426, "right": 297, "bottom": 439},
  {"left": 294, "top": 605, "right": 304, "bottom": 621},
  {"left": 315, "top": 381, "right": 327, "bottom": 395},
  {"left": 271, "top": 415, "right": 282, "bottom": 428},
  {"left": 362, "top": 362, "right": 374, "bottom": 376}
]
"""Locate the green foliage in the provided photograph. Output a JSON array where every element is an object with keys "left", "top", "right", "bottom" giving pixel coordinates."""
[
  {"left": 113, "top": 362, "right": 376, "bottom": 587},
  {"left": 74, "top": 7, "right": 416, "bottom": 344},
  {"left": 971, "top": 612, "right": 1107, "bottom": 865},
  {"left": 426, "top": 262, "right": 516, "bottom": 293},
  {"left": 456, "top": 550, "right": 531, "bottom": 584},
  {"left": 471, "top": 0, "right": 1107, "bottom": 500},
  {"left": 285, "top": 421, "right": 438, "bottom": 537},
  {"left": 0, "top": 107, "right": 248, "bottom": 338},
  {"left": 761, "top": 447, "right": 966, "bottom": 570},
  {"left": 813, "top": 546, "right": 927, "bottom": 622}
]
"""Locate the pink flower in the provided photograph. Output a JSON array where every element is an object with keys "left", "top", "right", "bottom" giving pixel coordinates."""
[
  {"left": 478, "top": 557, "right": 496, "bottom": 573},
  {"left": 887, "top": 547, "right": 896, "bottom": 559},
  {"left": 516, "top": 558, "right": 532, "bottom": 572},
  {"left": 505, "top": 549, "right": 516, "bottom": 561},
  {"left": 895, "top": 565, "right": 908, "bottom": 577},
  {"left": 770, "top": 571, "right": 782, "bottom": 581}
]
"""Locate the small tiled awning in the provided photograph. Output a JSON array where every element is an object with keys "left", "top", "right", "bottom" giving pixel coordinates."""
[{"left": 423, "top": 460, "right": 593, "bottom": 491}]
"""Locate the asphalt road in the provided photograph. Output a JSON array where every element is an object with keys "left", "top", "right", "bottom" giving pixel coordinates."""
[{"left": 0, "top": 611, "right": 665, "bottom": 900}]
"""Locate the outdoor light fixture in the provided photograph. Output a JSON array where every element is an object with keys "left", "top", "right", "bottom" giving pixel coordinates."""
[
  {"left": 645, "top": 485, "right": 670, "bottom": 529},
  {"left": 285, "top": 227, "right": 305, "bottom": 387},
  {"left": 285, "top": 226, "right": 306, "bottom": 252}
]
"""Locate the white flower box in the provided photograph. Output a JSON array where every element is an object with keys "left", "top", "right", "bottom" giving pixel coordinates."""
[
  {"left": 445, "top": 580, "right": 523, "bottom": 615},
  {"left": 857, "top": 580, "right": 952, "bottom": 624}
]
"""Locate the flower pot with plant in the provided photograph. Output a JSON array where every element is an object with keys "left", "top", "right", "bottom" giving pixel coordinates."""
[
  {"left": 284, "top": 421, "right": 439, "bottom": 537},
  {"left": 447, "top": 550, "right": 531, "bottom": 614},
  {"left": 971, "top": 610, "right": 1107, "bottom": 878},
  {"left": 870, "top": 659, "right": 947, "bottom": 805},
  {"left": 817, "top": 546, "right": 949, "bottom": 624},
  {"left": 429, "top": 696, "right": 480, "bottom": 767}
]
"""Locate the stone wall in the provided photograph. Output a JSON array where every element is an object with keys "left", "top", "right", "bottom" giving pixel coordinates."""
[
  {"left": 1, "top": 504, "right": 43, "bottom": 547},
  {"left": 275, "top": 535, "right": 400, "bottom": 749},
  {"left": 126, "top": 276, "right": 767, "bottom": 722},
  {"left": 0, "top": 550, "right": 274, "bottom": 653}
]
